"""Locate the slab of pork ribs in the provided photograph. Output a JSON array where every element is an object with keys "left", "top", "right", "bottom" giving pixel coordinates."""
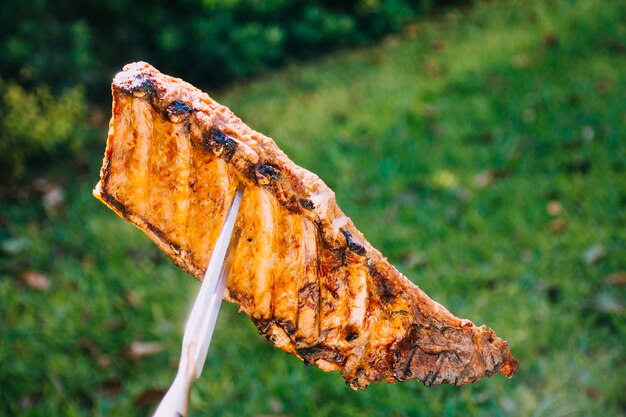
[{"left": 94, "top": 62, "right": 518, "bottom": 390}]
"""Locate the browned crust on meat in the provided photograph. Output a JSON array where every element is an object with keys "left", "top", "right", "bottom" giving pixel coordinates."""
[{"left": 94, "top": 62, "right": 518, "bottom": 389}]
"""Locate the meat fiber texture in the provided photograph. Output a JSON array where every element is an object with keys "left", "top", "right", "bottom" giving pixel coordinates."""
[{"left": 94, "top": 62, "right": 518, "bottom": 390}]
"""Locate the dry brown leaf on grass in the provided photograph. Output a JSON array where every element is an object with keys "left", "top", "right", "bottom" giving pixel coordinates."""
[
  {"left": 20, "top": 270, "right": 50, "bottom": 290},
  {"left": 604, "top": 272, "right": 626, "bottom": 286},
  {"left": 546, "top": 200, "right": 562, "bottom": 217},
  {"left": 547, "top": 219, "right": 568, "bottom": 234},
  {"left": 124, "top": 341, "right": 164, "bottom": 361},
  {"left": 134, "top": 388, "right": 167, "bottom": 407},
  {"left": 474, "top": 170, "right": 495, "bottom": 189}
]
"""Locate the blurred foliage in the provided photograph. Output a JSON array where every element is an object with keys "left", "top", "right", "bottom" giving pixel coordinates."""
[
  {"left": 0, "top": 80, "right": 90, "bottom": 182},
  {"left": 0, "top": 0, "right": 458, "bottom": 184},
  {"left": 0, "top": 0, "right": 450, "bottom": 95}
]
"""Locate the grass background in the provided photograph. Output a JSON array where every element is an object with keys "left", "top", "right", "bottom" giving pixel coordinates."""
[{"left": 1, "top": 0, "right": 625, "bottom": 415}]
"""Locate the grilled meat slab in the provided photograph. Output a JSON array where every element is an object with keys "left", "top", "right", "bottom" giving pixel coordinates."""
[{"left": 94, "top": 62, "right": 518, "bottom": 389}]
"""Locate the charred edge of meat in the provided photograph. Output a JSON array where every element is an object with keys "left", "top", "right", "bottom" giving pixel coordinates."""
[
  {"left": 254, "top": 318, "right": 297, "bottom": 339},
  {"left": 396, "top": 347, "right": 418, "bottom": 382},
  {"left": 145, "top": 222, "right": 182, "bottom": 254},
  {"left": 99, "top": 189, "right": 183, "bottom": 256},
  {"left": 282, "top": 195, "right": 302, "bottom": 215},
  {"left": 322, "top": 279, "right": 341, "bottom": 300},
  {"left": 391, "top": 324, "right": 421, "bottom": 382},
  {"left": 165, "top": 100, "right": 194, "bottom": 122},
  {"left": 242, "top": 164, "right": 257, "bottom": 182},
  {"left": 297, "top": 344, "right": 346, "bottom": 367},
  {"left": 390, "top": 310, "right": 409, "bottom": 319},
  {"left": 256, "top": 163, "right": 281, "bottom": 185},
  {"left": 200, "top": 128, "right": 237, "bottom": 161},
  {"left": 423, "top": 371, "right": 437, "bottom": 387},
  {"left": 499, "top": 350, "right": 518, "bottom": 377},
  {"left": 120, "top": 76, "right": 156, "bottom": 98},
  {"left": 299, "top": 198, "right": 315, "bottom": 210},
  {"left": 349, "top": 368, "right": 366, "bottom": 388},
  {"left": 100, "top": 148, "right": 114, "bottom": 185},
  {"left": 415, "top": 352, "right": 472, "bottom": 387},
  {"left": 280, "top": 319, "right": 297, "bottom": 337},
  {"left": 340, "top": 228, "right": 366, "bottom": 256},
  {"left": 368, "top": 262, "right": 398, "bottom": 303},
  {"left": 99, "top": 188, "right": 130, "bottom": 218},
  {"left": 226, "top": 287, "right": 254, "bottom": 307},
  {"left": 311, "top": 219, "right": 345, "bottom": 257}
]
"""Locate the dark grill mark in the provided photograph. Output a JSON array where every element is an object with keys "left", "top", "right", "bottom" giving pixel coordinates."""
[
  {"left": 253, "top": 318, "right": 272, "bottom": 335},
  {"left": 101, "top": 190, "right": 183, "bottom": 256},
  {"left": 227, "top": 288, "right": 254, "bottom": 306},
  {"left": 297, "top": 344, "right": 345, "bottom": 366},
  {"left": 127, "top": 76, "right": 155, "bottom": 97},
  {"left": 298, "top": 282, "right": 320, "bottom": 305},
  {"left": 253, "top": 318, "right": 297, "bottom": 338},
  {"left": 201, "top": 129, "right": 237, "bottom": 161},
  {"left": 423, "top": 371, "right": 437, "bottom": 387},
  {"left": 257, "top": 163, "right": 281, "bottom": 181},
  {"left": 145, "top": 222, "right": 182, "bottom": 254},
  {"left": 165, "top": 100, "right": 194, "bottom": 121},
  {"left": 299, "top": 198, "right": 315, "bottom": 210},
  {"left": 100, "top": 190, "right": 129, "bottom": 218},
  {"left": 368, "top": 262, "right": 397, "bottom": 303},
  {"left": 283, "top": 195, "right": 301, "bottom": 214},
  {"left": 400, "top": 346, "right": 418, "bottom": 381},
  {"left": 392, "top": 324, "right": 421, "bottom": 381},
  {"left": 340, "top": 228, "right": 366, "bottom": 256},
  {"left": 345, "top": 332, "right": 359, "bottom": 342},
  {"left": 281, "top": 319, "right": 296, "bottom": 337},
  {"left": 344, "top": 324, "right": 359, "bottom": 342}
]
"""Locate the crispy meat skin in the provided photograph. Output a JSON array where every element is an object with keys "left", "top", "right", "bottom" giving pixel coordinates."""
[{"left": 94, "top": 62, "right": 518, "bottom": 389}]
